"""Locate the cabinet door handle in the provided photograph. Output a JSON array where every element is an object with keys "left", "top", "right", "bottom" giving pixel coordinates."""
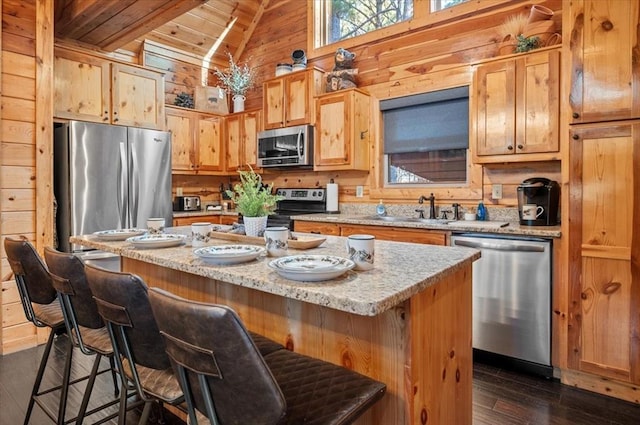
[
  {"left": 517, "top": 144, "right": 523, "bottom": 150},
  {"left": 507, "top": 145, "right": 514, "bottom": 150},
  {"left": 572, "top": 134, "right": 580, "bottom": 140},
  {"left": 572, "top": 112, "right": 580, "bottom": 119}
]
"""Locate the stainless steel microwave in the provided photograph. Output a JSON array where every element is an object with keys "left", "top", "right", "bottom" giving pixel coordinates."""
[{"left": 257, "top": 124, "right": 314, "bottom": 168}]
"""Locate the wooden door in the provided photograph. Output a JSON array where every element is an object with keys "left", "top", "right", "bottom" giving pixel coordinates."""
[
  {"left": 242, "top": 110, "right": 261, "bottom": 170},
  {"left": 568, "top": 121, "right": 640, "bottom": 384},
  {"left": 516, "top": 50, "right": 560, "bottom": 154},
  {"left": 225, "top": 114, "right": 242, "bottom": 171},
  {"left": 166, "top": 108, "right": 194, "bottom": 172},
  {"left": 263, "top": 78, "right": 285, "bottom": 129},
  {"left": 54, "top": 50, "right": 110, "bottom": 123},
  {"left": 285, "top": 71, "right": 311, "bottom": 127},
  {"left": 568, "top": 0, "right": 640, "bottom": 123},
  {"left": 197, "top": 115, "right": 224, "bottom": 173},
  {"left": 315, "top": 91, "right": 351, "bottom": 167},
  {"left": 475, "top": 59, "right": 516, "bottom": 156},
  {"left": 340, "top": 224, "right": 447, "bottom": 245},
  {"left": 294, "top": 221, "right": 340, "bottom": 235},
  {"left": 111, "top": 63, "right": 164, "bottom": 130}
]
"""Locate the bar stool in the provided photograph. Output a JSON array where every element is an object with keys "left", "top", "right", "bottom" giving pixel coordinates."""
[
  {"left": 44, "top": 247, "right": 123, "bottom": 425},
  {"left": 4, "top": 236, "right": 72, "bottom": 425},
  {"left": 148, "top": 287, "right": 387, "bottom": 425},
  {"left": 84, "top": 264, "right": 185, "bottom": 425}
]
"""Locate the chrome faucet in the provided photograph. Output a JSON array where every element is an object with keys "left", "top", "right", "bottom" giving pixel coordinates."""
[{"left": 418, "top": 193, "right": 436, "bottom": 219}]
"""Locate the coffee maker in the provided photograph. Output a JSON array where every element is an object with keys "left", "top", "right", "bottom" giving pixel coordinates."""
[{"left": 517, "top": 177, "right": 560, "bottom": 226}]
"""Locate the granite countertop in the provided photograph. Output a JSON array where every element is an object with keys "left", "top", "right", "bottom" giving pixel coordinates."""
[
  {"left": 71, "top": 227, "right": 480, "bottom": 317},
  {"left": 293, "top": 213, "right": 562, "bottom": 238}
]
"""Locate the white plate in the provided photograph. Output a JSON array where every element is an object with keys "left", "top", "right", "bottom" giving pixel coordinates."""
[
  {"left": 93, "top": 229, "right": 146, "bottom": 241},
  {"left": 268, "top": 255, "right": 355, "bottom": 282},
  {"left": 126, "top": 234, "right": 186, "bottom": 249},
  {"left": 194, "top": 245, "right": 264, "bottom": 265}
]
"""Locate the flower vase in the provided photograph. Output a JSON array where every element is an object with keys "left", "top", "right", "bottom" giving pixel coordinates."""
[
  {"left": 233, "top": 95, "right": 246, "bottom": 113},
  {"left": 243, "top": 216, "right": 267, "bottom": 237}
]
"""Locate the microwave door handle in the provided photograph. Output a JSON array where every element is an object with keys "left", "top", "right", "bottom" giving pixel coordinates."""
[{"left": 296, "top": 130, "right": 303, "bottom": 159}]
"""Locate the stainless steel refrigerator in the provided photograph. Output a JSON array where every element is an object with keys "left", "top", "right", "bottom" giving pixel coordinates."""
[{"left": 55, "top": 120, "right": 172, "bottom": 253}]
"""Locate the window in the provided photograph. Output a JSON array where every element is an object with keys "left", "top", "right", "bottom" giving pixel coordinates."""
[
  {"left": 430, "top": 0, "right": 469, "bottom": 12},
  {"left": 316, "top": 0, "right": 413, "bottom": 46},
  {"left": 381, "top": 86, "right": 469, "bottom": 186}
]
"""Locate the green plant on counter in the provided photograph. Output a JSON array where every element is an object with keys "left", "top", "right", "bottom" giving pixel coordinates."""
[
  {"left": 515, "top": 35, "right": 541, "bottom": 53},
  {"left": 225, "top": 166, "right": 283, "bottom": 217}
]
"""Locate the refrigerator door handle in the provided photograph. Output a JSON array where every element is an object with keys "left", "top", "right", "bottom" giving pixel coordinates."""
[
  {"left": 118, "top": 142, "right": 128, "bottom": 225},
  {"left": 130, "top": 144, "right": 139, "bottom": 223}
]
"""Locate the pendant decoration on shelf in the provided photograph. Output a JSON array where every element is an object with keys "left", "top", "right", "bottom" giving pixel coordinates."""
[{"left": 497, "top": 5, "right": 561, "bottom": 56}]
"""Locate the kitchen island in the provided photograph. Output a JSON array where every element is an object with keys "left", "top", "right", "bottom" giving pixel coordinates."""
[{"left": 71, "top": 229, "right": 480, "bottom": 425}]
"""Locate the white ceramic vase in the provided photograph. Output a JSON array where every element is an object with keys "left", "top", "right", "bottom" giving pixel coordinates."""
[
  {"left": 233, "top": 94, "right": 246, "bottom": 113},
  {"left": 243, "top": 215, "right": 268, "bottom": 237}
]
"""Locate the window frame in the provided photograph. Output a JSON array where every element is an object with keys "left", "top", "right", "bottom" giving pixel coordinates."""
[{"left": 307, "top": 0, "right": 513, "bottom": 60}]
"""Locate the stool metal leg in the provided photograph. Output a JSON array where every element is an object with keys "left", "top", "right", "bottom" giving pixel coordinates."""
[
  {"left": 24, "top": 330, "right": 56, "bottom": 425},
  {"left": 56, "top": 337, "right": 74, "bottom": 425},
  {"left": 74, "top": 353, "right": 102, "bottom": 425}
]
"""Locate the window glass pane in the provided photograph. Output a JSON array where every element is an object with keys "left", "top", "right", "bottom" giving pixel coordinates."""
[
  {"left": 387, "top": 150, "right": 467, "bottom": 184},
  {"left": 431, "top": 0, "right": 468, "bottom": 12},
  {"left": 325, "top": 0, "right": 414, "bottom": 45}
]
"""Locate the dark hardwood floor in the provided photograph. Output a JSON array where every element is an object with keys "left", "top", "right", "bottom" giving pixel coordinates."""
[{"left": 1, "top": 334, "right": 639, "bottom": 424}]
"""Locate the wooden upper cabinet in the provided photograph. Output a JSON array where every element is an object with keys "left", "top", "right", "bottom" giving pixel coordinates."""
[
  {"left": 568, "top": 0, "right": 640, "bottom": 123},
  {"left": 197, "top": 114, "right": 225, "bottom": 172},
  {"left": 568, "top": 120, "right": 640, "bottom": 384},
  {"left": 166, "top": 107, "right": 194, "bottom": 172},
  {"left": 314, "top": 88, "right": 371, "bottom": 171},
  {"left": 166, "top": 106, "right": 224, "bottom": 175},
  {"left": 111, "top": 63, "right": 164, "bottom": 130},
  {"left": 54, "top": 48, "right": 165, "bottom": 130},
  {"left": 474, "top": 49, "right": 560, "bottom": 163},
  {"left": 226, "top": 110, "right": 262, "bottom": 172},
  {"left": 54, "top": 49, "right": 110, "bottom": 123},
  {"left": 263, "top": 68, "right": 324, "bottom": 129}
]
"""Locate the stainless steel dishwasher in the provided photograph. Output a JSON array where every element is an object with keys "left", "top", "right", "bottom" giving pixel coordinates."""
[{"left": 450, "top": 233, "right": 552, "bottom": 377}]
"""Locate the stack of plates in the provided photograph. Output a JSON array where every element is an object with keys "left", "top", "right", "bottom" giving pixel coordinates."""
[
  {"left": 268, "top": 255, "right": 355, "bottom": 282},
  {"left": 126, "top": 234, "right": 186, "bottom": 249},
  {"left": 93, "top": 229, "right": 146, "bottom": 241},
  {"left": 194, "top": 245, "right": 264, "bottom": 265}
]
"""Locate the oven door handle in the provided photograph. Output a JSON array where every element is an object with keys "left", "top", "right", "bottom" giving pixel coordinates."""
[{"left": 296, "top": 129, "right": 303, "bottom": 159}]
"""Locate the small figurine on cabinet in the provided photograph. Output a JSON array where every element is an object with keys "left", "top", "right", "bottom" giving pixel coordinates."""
[{"left": 325, "top": 47, "right": 358, "bottom": 92}]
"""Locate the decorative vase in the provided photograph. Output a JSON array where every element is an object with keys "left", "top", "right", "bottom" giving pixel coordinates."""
[
  {"left": 527, "top": 4, "right": 553, "bottom": 24},
  {"left": 233, "top": 94, "right": 246, "bottom": 113},
  {"left": 243, "top": 216, "right": 268, "bottom": 237}
]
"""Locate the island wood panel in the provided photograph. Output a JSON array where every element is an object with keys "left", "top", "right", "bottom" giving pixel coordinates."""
[
  {"left": 123, "top": 256, "right": 472, "bottom": 425},
  {"left": 294, "top": 220, "right": 340, "bottom": 235}
]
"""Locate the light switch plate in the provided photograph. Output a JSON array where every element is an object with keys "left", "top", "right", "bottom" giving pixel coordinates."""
[
  {"left": 356, "top": 186, "right": 364, "bottom": 198},
  {"left": 491, "top": 184, "right": 503, "bottom": 200}
]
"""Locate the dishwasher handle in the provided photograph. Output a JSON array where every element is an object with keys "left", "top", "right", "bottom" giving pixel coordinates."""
[{"left": 452, "top": 239, "right": 546, "bottom": 253}]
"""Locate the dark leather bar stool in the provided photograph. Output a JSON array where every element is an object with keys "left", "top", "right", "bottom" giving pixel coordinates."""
[
  {"left": 44, "top": 247, "right": 123, "bottom": 425},
  {"left": 84, "top": 264, "right": 185, "bottom": 425},
  {"left": 4, "top": 236, "right": 72, "bottom": 425},
  {"left": 148, "top": 287, "right": 387, "bottom": 425}
]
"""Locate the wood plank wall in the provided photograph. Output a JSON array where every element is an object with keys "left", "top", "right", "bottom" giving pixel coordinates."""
[
  {"left": 0, "top": 0, "right": 44, "bottom": 354},
  {"left": 145, "top": 0, "right": 562, "bottom": 211}
]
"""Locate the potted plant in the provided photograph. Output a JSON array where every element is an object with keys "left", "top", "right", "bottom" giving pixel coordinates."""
[
  {"left": 214, "top": 52, "right": 257, "bottom": 113},
  {"left": 225, "top": 166, "right": 283, "bottom": 236}
]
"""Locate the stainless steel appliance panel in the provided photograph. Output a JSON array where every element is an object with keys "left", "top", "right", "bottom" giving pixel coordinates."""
[
  {"left": 55, "top": 121, "right": 172, "bottom": 253},
  {"left": 127, "top": 127, "right": 172, "bottom": 227},
  {"left": 450, "top": 234, "right": 552, "bottom": 367},
  {"left": 257, "top": 124, "right": 313, "bottom": 167}
]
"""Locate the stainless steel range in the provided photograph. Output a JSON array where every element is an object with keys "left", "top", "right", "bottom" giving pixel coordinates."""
[{"left": 268, "top": 188, "right": 328, "bottom": 229}]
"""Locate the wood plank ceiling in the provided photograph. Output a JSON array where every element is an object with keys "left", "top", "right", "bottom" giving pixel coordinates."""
[{"left": 54, "top": 0, "right": 266, "bottom": 67}]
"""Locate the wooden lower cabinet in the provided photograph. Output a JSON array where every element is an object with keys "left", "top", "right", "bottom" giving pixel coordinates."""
[
  {"left": 568, "top": 121, "right": 640, "bottom": 388},
  {"left": 294, "top": 221, "right": 448, "bottom": 245},
  {"left": 173, "top": 214, "right": 239, "bottom": 226}
]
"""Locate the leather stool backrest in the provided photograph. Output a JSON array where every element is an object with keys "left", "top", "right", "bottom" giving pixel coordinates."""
[
  {"left": 148, "top": 287, "right": 286, "bottom": 425},
  {"left": 4, "top": 236, "right": 56, "bottom": 306},
  {"left": 44, "top": 247, "right": 103, "bottom": 329},
  {"left": 85, "top": 264, "right": 170, "bottom": 371}
]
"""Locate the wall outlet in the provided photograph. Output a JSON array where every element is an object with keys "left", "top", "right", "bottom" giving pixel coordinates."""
[
  {"left": 491, "top": 184, "right": 503, "bottom": 200},
  {"left": 356, "top": 186, "right": 364, "bottom": 198},
  {"left": 176, "top": 187, "right": 184, "bottom": 196}
]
